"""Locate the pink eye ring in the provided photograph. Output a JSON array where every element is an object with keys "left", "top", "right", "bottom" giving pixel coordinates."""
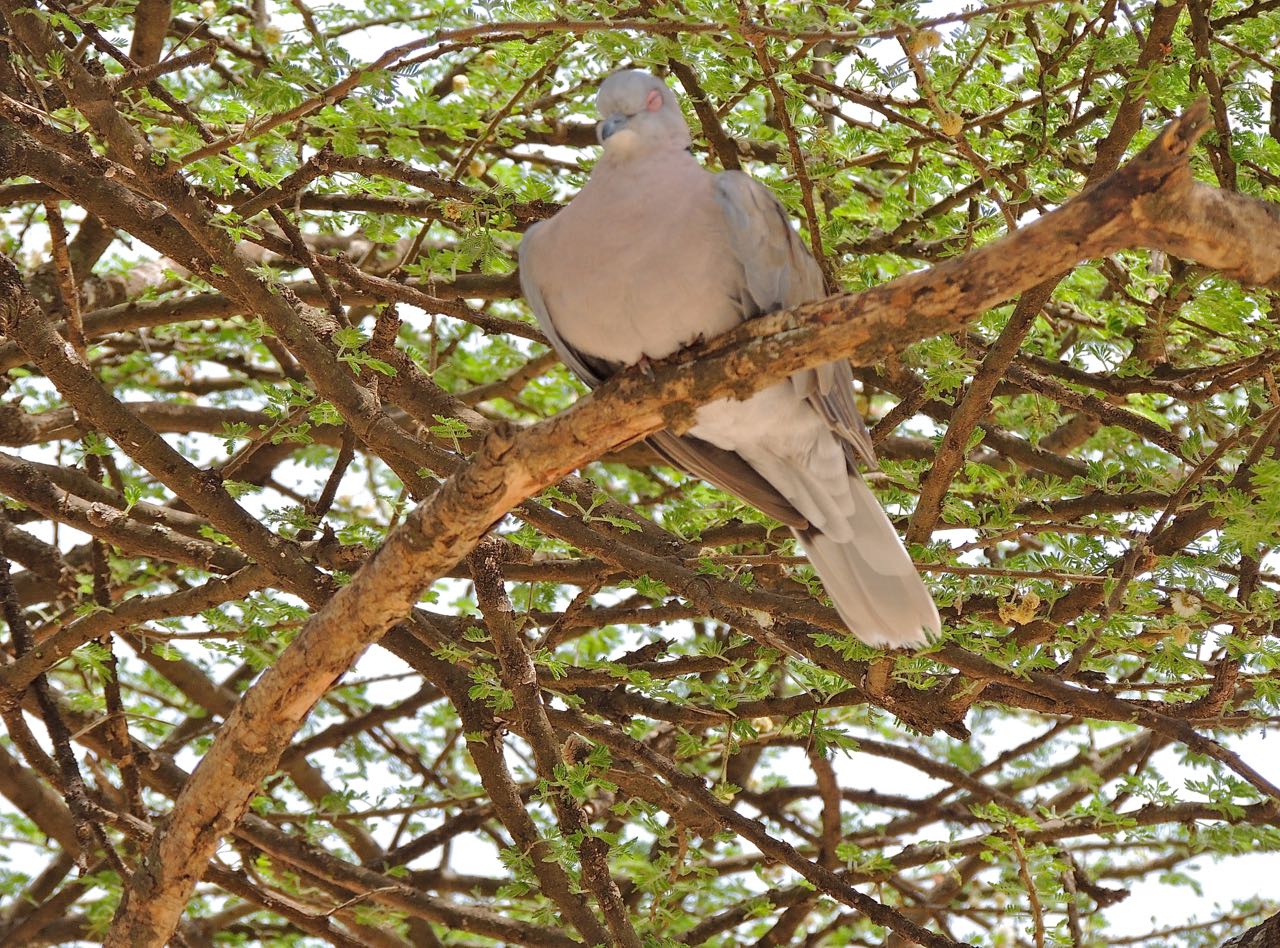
[{"left": 645, "top": 89, "right": 663, "bottom": 112}]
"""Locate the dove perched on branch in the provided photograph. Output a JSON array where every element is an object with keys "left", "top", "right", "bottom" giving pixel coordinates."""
[{"left": 519, "top": 69, "right": 939, "bottom": 648}]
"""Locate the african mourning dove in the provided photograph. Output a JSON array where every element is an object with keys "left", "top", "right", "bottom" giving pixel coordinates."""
[{"left": 519, "top": 69, "right": 939, "bottom": 647}]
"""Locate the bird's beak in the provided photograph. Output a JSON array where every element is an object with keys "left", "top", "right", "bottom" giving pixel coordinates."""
[{"left": 598, "top": 113, "right": 627, "bottom": 143}]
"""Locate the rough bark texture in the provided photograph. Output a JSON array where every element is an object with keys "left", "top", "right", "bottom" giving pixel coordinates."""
[{"left": 1222, "top": 913, "right": 1280, "bottom": 948}]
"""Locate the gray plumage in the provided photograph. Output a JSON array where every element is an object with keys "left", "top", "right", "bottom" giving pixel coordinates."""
[{"left": 519, "top": 69, "right": 939, "bottom": 647}]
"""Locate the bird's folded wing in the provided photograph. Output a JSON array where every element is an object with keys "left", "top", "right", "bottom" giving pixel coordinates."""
[
  {"left": 518, "top": 227, "right": 611, "bottom": 386},
  {"left": 712, "top": 171, "right": 877, "bottom": 469},
  {"left": 713, "top": 170, "right": 824, "bottom": 312},
  {"left": 646, "top": 431, "right": 808, "bottom": 529},
  {"left": 793, "top": 361, "right": 879, "bottom": 469}
]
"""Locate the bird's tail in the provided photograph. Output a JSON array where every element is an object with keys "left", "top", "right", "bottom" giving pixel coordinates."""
[{"left": 794, "top": 476, "right": 940, "bottom": 648}]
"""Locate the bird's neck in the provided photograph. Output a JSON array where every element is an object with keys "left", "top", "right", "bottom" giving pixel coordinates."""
[{"left": 600, "top": 132, "right": 695, "bottom": 165}]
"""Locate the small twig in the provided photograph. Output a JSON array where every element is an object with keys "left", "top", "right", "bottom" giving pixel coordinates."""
[
  {"left": 740, "top": 12, "right": 835, "bottom": 289},
  {"left": 110, "top": 44, "right": 216, "bottom": 92},
  {"left": 0, "top": 514, "right": 116, "bottom": 870},
  {"left": 1008, "top": 827, "right": 1046, "bottom": 948},
  {"left": 297, "top": 427, "right": 356, "bottom": 543},
  {"left": 668, "top": 59, "right": 742, "bottom": 171},
  {"left": 322, "top": 884, "right": 399, "bottom": 918},
  {"left": 451, "top": 43, "right": 566, "bottom": 181},
  {"left": 43, "top": 200, "right": 83, "bottom": 354},
  {"left": 85, "top": 455, "right": 144, "bottom": 819}
]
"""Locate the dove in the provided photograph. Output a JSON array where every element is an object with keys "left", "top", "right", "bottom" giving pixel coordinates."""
[{"left": 518, "top": 69, "right": 939, "bottom": 647}]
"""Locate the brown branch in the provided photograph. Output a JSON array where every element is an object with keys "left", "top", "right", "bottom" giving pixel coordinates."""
[
  {"left": 907, "top": 302, "right": 1038, "bottom": 543},
  {"left": 0, "top": 450, "right": 246, "bottom": 574},
  {"left": 668, "top": 59, "right": 742, "bottom": 171},
  {"left": 1188, "top": 0, "right": 1238, "bottom": 191},
  {"left": 127, "top": 0, "right": 172, "bottom": 66},
  {"left": 0, "top": 525, "right": 104, "bottom": 866},
  {"left": 1008, "top": 827, "right": 1046, "bottom": 948},
  {"left": 469, "top": 537, "right": 640, "bottom": 947},
  {"left": 112, "top": 45, "right": 214, "bottom": 92},
  {"left": 1222, "top": 910, "right": 1280, "bottom": 948},
  {"left": 742, "top": 17, "right": 833, "bottom": 287},
  {"left": 42, "top": 200, "right": 83, "bottom": 353},
  {"left": 809, "top": 749, "right": 842, "bottom": 869}
]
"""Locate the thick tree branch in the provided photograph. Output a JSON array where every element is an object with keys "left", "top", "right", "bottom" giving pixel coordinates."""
[{"left": 469, "top": 537, "right": 641, "bottom": 948}]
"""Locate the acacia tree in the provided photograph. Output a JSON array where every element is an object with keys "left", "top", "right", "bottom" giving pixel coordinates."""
[{"left": 0, "top": 0, "right": 1279, "bottom": 945}]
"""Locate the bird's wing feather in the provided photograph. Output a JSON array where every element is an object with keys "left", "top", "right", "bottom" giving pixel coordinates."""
[
  {"left": 794, "top": 360, "right": 879, "bottom": 469},
  {"left": 712, "top": 171, "right": 877, "bottom": 468},
  {"left": 646, "top": 432, "right": 808, "bottom": 529},
  {"left": 519, "top": 222, "right": 609, "bottom": 386},
  {"left": 713, "top": 170, "right": 824, "bottom": 310},
  {"left": 519, "top": 219, "right": 808, "bottom": 528}
]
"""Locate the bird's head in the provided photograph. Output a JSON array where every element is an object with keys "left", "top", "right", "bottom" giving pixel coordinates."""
[{"left": 595, "top": 70, "right": 691, "bottom": 155}]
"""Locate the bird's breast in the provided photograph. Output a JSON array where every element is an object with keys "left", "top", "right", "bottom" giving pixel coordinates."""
[{"left": 539, "top": 165, "right": 746, "bottom": 366}]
